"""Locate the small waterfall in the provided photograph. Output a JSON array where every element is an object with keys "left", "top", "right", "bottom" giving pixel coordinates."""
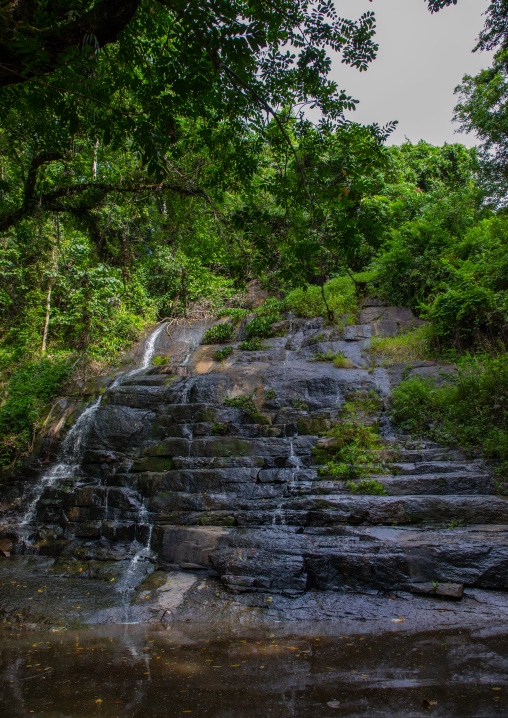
[
  {"left": 19, "top": 395, "right": 103, "bottom": 528},
  {"left": 272, "top": 501, "right": 286, "bottom": 526},
  {"left": 272, "top": 438, "right": 301, "bottom": 526},
  {"left": 287, "top": 437, "right": 301, "bottom": 494},
  {"left": 18, "top": 322, "right": 167, "bottom": 538},
  {"left": 116, "top": 502, "right": 155, "bottom": 620},
  {"left": 138, "top": 324, "right": 166, "bottom": 372}
]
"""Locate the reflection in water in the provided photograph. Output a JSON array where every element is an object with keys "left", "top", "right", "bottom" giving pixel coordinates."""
[{"left": 1, "top": 624, "right": 508, "bottom": 717}]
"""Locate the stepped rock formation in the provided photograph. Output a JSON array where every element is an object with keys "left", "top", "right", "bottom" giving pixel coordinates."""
[{"left": 2, "top": 301, "right": 508, "bottom": 622}]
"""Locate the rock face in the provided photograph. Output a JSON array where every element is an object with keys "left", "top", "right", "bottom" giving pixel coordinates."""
[{"left": 2, "top": 306, "right": 507, "bottom": 602}]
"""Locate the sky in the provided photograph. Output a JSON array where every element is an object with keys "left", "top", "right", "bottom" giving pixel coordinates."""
[{"left": 323, "top": 0, "right": 494, "bottom": 146}]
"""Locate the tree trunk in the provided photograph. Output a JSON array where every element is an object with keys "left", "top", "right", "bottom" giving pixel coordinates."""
[
  {"left": 92, "top": 139, "right": 99, "bottom": 178},
  {"left": 320, "top": 284, "right": 334, "bottom": 325},
  {"left": 41, "top": 282, "right": 53, "bottom": 354},
  {"left": 41, "top": 217, "right": 58, "bottom": 353}
]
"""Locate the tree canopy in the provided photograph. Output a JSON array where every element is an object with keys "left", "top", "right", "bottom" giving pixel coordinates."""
[
  {"left": 1, "top": 0, "right": 508, "bottom": 468},
  {"left": 0, "top": 0, "right": 381, "bottom": 175}
]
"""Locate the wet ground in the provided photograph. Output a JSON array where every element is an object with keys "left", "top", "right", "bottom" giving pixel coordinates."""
[
  {"left": 2, "top": 622, "right": 508, "bottom": 717},
  {"left": 2, "top": 560, "right": 508, "bottom": 716}
]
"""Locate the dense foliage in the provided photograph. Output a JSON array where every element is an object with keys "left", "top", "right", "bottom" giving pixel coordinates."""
[
  {"left": 391, "top": 354, "right": 508, "bottom": 483},
  {"left": 1, "top": 1, "right": 508, "bottom": 469}
]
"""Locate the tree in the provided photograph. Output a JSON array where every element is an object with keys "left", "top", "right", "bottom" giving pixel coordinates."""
[
  {"left": 427, "top": 1, "right": 508, "bottom": 52},
  {"left": 426, "top": 1, "right": 508, "bottom": 204},
  {"left": 0, "top": 0, "right": 380, "bottom": 176},
  {"left": 453, "top": 50, "right": 508, "bottom": 204},
  {"left": 0, "top": 0, "right": 395, "bottom": 267}
]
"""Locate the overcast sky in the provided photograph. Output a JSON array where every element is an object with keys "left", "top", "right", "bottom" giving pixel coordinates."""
[{"left": 323, "top": 0, "right": 494, "bottom": 146}]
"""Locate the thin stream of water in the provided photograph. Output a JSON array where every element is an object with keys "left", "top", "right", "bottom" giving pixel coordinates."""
[
  {"left": 18, "top": 323, "right": 167, "bottom": 535},
  {"left": 272, "top": 438, "right": 302, "bottom": 526},
  {"left": 116, "top": 503, "right": 154, "bottom": 608}
]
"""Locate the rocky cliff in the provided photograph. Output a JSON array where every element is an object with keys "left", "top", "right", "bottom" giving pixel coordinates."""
[{"left": 1, "top": 300, "right": 508, "bottom": 625}]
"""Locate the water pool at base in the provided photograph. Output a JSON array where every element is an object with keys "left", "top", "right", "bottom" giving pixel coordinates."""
[{"left": 1, "top": 623, "right": 508, "bottom": 717}]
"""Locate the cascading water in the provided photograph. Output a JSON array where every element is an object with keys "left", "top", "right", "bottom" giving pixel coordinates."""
[
  {"left": 17, "top": 322, "right": 167, "bottom": 543},
  {"left": 19, "top": 396, "right": 102, "bottom": 529},
  {"left": 116, "top": 502, "right": 154, "bottom": 608},
  {"left": 288, "top": 437, "right": 302, "bottom": 493},
  {"left": 272, "top": 438, "right": 301, "bottom": 526}
]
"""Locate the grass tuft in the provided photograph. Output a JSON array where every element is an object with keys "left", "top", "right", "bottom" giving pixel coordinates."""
[
  {"left": 368, "top": 325, "right": 434, "bottom": 363},
  {"left": 311, "top": 350, "right": 353, "bottom": 368}
]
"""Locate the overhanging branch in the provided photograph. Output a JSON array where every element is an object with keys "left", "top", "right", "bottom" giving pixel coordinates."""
[{"left": 0, "top": 177, "right": 213, "bottom": 232}]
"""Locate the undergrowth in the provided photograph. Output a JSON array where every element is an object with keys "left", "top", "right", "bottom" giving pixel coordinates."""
[
  {"left": 202, "top": 323, "right": 235, "bottom": 344},
  {"left": 0, "top": 357, "right": 73, "bottom": 468},
  {"left": 368, "top": 325, "right": 435, "bottom": 363},
  {"left": 390, "top": 353, "right": 508, "bottom": 484},
  {"left": 213, "top": 346, "right": 234, "bottom": 361}
]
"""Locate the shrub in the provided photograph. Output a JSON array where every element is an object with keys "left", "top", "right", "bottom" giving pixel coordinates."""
[
  {"left": 346, "top": 479, "right": 387, "bottom": 495},
  {"left": 202, "top": 323, "right": 235, "bottom": 344},
  {"left": 390, "top": 353, "right": 508, "bottom": 480},
  {"left": 239, "top": 338, "right": 265, "bottom": 351},
  {"left": 284, "top": 276, "right": 357, "bottom": 320},
  {"left": 424, "top": 284, "right": 507, "bottom": 348},
  {"left": 213, "top": 346, "right": 234, "bottom": 361},
  {"left": 244, "top": 315, "right": 278, "bottom": 339}
]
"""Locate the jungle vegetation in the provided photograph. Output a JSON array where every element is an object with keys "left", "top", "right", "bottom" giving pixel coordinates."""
[{"left": 0, "top": 0, "right": 508, "bottom": 469}]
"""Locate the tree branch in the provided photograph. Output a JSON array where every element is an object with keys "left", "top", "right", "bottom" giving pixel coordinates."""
[
  {"left": 0, "top": 177, "right": 212, "bottom": 232},
  {"left": 0, "top": 0, "right": 142, "bottom": 87}
]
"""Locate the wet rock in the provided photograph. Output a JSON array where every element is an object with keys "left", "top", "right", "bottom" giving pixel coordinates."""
[
  {"left": 5, "top": 304, "right": 507, "bottom": 612},
  {"left": 409, "top": 582, "right": 464, "bottom": 599},
  {"left": 188, "top": 374, "right": 231, "bottom": 404},
  {"left": 157, "top": 526, "right": 229, "bottom": 566}
]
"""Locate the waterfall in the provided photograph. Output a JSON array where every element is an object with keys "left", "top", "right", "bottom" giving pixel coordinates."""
[
  {"left": 116, "top": 502, "right": 154, "bottom": 606},
  {"left": 288, "top": 436, "right": 301, "bottom": 493},
  {"left": 19, "top": 396, "right": 103, "bottom": 528},
  {"left": 137, "top": 324, "right": 166, "bottom": 372},
  {"left": 272, "top": 438, "right": 301, "bottom": 526},
  {"left": 18, "top": 322, "right": 167, "bottom": 535}
]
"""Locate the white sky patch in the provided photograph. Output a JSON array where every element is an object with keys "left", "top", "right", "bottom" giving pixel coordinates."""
[{"left": 308, "top": 0, "right": 495, "bottom": 146}]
